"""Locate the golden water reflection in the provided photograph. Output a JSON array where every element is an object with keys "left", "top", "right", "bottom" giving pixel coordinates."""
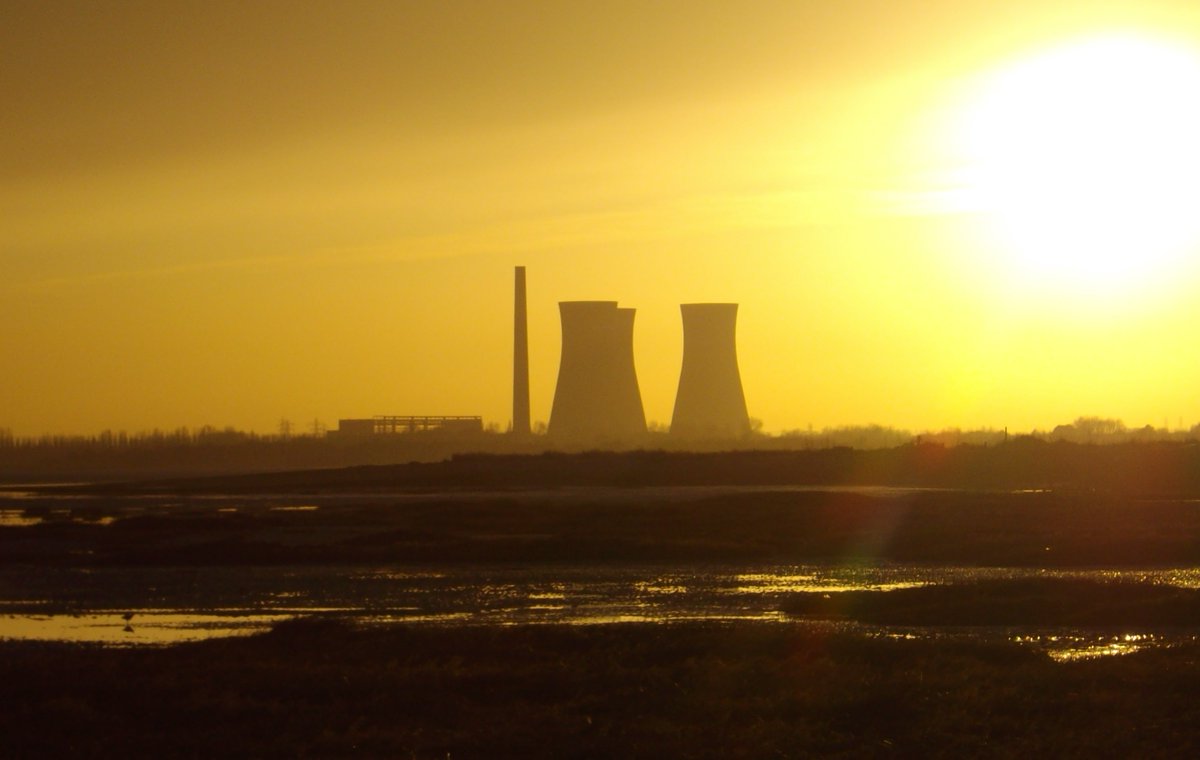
[
  {"left": 731, "top": 574, "right": 927, "bottom": 594},
  {"left": 0, "top": 509, "right": 115, "bottom": 526},
  {"left": 0, "top": 612, "right": 289, "bottom": 645},
  {"left": 1013, "top": 632, "right": 1158, "bottom": 661},
  {"left": 4, "top": 564, "right": 1200, "bottom": 659},
  {"left": 0, "top": 509, "right": 43, "bottom": 526}
]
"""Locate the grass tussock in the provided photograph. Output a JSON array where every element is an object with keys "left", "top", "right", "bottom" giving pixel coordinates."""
[{"left": 784, "top": 578, "right": 1200, "bottom": 626}]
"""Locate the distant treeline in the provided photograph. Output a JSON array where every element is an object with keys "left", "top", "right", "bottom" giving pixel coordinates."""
[
  {"left": 779, "top": 417, "right": 1200, "bottom": 448},
  {"left": 0, "top": 426, "right": 527, "bottom": 482},
  {"left": 2, "top": 416, "right": 1198, "bottom": 483}
]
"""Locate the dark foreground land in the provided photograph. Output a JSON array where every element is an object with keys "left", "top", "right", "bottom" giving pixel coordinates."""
[
  {"left": 9, "top": 444, "right": 1200, "bottom": 568},
  {"left": 7, "top": 487, "right": 1200, "bottom": 567},
  {"left": 785, "top": 578, "right": 1200, "bottom": 626},
  {"left": 4, "top": 619, "right": 1200, "bottom": 758},
  {"left": 9, "top": 449, "right": 1200, "bottom": 757},
  {"left": 51, "top": 442, "right": 1200, "bottom": 495}
]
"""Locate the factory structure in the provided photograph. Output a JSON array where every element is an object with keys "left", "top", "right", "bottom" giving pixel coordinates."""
[
  {"left": 335, "top": 265, "right": 750, "bottom": 443},
  {"left": 334, "top": 416, "right": 484, "bottom": 437},
  {"left": 546, "top": 301, "right": 646, "bottom": 440},
  {"left": 670, "top": 303, "right": 751, "bottom": 438},
  {"left": 511, "top": 266, "right": 532, "bottom": 436},
  {"left": 514, "top": 266, "right": 750, "bottom": 442}
]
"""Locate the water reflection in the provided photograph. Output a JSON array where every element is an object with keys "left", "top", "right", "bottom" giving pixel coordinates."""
[
  {"left": 730, "top": 573, "right": 926, "bottom": 594},
  {"left": 1008, "top": 632, "right": 1179, "bottom": 661},
  {"left": 0, "top": 509, "right": 42, "bottom": 527},
  {"left": 0, "top": 612, "right": 288, "bottom": 645},
  {"left": 1049, "top": 644, "right": 1142, "bottom": 661},
  {"left": 5, "top": 564, "right": 1200, "bottom": 658},
  {"left": 0, "top": 509, "right": 118, "bottom": 527}
]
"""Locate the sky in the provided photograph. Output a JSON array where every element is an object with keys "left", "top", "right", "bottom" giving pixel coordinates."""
[{"left": 5, "top": 0, "right": 1200, "bottom": 436}]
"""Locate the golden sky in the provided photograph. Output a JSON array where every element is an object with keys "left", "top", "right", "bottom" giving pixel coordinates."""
[{"left": 5, "top": 0, "right": 1200, "bottom": 436}]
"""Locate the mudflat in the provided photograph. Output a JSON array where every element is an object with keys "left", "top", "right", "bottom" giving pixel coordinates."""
[
  {"left": 8, "top": 470, "right": 1200, "bottom": 755},
  {"left": 4, "top": 486, "right": 1200, "bottom": 567}
]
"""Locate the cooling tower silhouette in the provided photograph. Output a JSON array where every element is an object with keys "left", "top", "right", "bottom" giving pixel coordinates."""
[
  {"left": 670, "top": 303, "right": 750, "bottom": 438},
  {"left": 548, "top": 301, "right": 647, "bottom": 440}
]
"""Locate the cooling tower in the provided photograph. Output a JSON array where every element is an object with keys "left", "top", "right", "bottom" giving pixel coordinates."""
[
  {"left": 512, "top": 266, "right": 531, "bottom": 435},
  {"left": 548, "top": 301, "right": 647, "bottom": 441},
  {"left": 670, "top": 303, "right": 750, "bottom": 438}
]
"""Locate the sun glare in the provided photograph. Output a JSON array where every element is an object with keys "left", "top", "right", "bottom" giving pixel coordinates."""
[{"left": 949, "top": 34, "right": 1200, "bottom": 297}]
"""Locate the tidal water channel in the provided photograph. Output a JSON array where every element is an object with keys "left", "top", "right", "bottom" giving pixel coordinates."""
[
  {"left": 4, "top": 563, "right": 1200, "bottom": 660},
  {"left": 5, "top": 483, "right": 1200, "bottom": 660}
]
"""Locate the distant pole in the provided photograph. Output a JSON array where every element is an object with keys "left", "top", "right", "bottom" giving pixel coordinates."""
[{"left": 512, "top": 266, "right": 531, "bottom": 435}]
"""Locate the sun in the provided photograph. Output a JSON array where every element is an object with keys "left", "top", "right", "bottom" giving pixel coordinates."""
[{"left": 947, "top": 34, "right": 1200, "bottom": 297}]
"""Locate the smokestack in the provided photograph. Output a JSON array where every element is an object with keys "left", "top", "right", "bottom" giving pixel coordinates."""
[
  {"left": 670, "top": 303, "right": 750, "bottom": 438},
  {"left": 548, "top": 301, "right": 646, "bottom": 441},
  {"left": 512, "top": 266, "right": 531, "bottom": 435}
]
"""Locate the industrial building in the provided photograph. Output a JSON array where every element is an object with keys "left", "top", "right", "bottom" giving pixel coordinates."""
[
  {"left": 670, "top": 303, "right": 750, "bottom": 438},
  {"left": 547, "top": 301, "right": 647, "bottom": 441},
  {"left": 330, "top": 269, "right": 751, "bottom": 446},
  {"left": 504, "top": 268, "right": 750, "bottom": 443},
  {"left": 332, "top": 416, "right": 484, "bottom": 437}
]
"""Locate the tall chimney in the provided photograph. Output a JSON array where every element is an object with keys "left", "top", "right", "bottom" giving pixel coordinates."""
[{"left": 512, "top": 266, "right": 531, "bottom": 435}]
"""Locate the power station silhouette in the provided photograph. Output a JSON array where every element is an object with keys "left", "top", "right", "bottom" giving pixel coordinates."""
[
  {"left": 671, "top": 303, "right": 750, "bottom": 438},
  {"left": 548, "top": 301, "right": 647, "bottom": 440},
  {"left": 512, "top": 266, "right": 531, "bottom": 436},
  {"left": 512, "top": 266, "right": 750, "bottom": 441}
]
